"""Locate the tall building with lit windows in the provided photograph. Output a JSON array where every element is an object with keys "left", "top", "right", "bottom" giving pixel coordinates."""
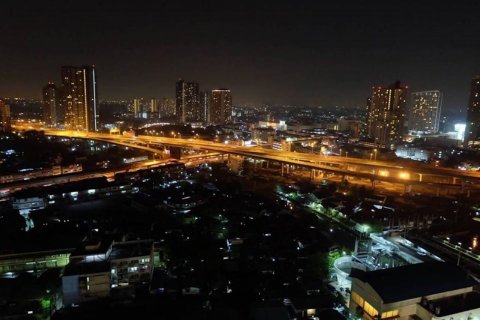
[
  {"left": 62, "top": 65, "right": 98, "bottom": 131},
  {"left": 149, "top": 98, "right": 158, "bottom": 116},
  {"left": 161, "top": 98, "right": 176, "bottom": 117},
  {"left": 0, "top": 99, "right": 11, "bottom": 133},
  {"left": 465, "top": 75, "right": 480, "bottom": 148},
  {"left": 133, "top": 98, "right": 144, "bottom": 118},
  {"left": 409, "top": 90, "right": 442, "bottom": 134},
  {"left": 175, "top": 79, "right": 200, "bottom": 123},
  {"left": 42, "top": 82, "right": 61, "bottom": 127},
  {"left": 366, "top": 81, "right": 407, "bottom": 150},
  {"left": 200, "top": 91, "right": 211, "bottom": 123},
  {"left": 210, "top": 89, "right": 232, "bottom": 125}
]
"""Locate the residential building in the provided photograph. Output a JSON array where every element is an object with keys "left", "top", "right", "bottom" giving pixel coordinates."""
[
  {"left": 465, "top": 75, "right": 480, "bottom": 148},
  {"left": 409, "top": 91, "right": 442, "bottom": 134},
  {"left": 161, "top": 98, "right": 176, "bottom": 117},
  {"left": 366, "top": 81, "right": 407, "bottom": 150},
  {"left": 62, "top": 65, "right": 98, "bottom": 131},
  {"left": 0, "top": 99, "right": 11, "bottom": 132},
  {"left": 42, "top": 82, "right": 61, "bottom": 127},
  {"left": 200, "top": 91, "right": 210, "bottom": 123},
  {"left": 149, "top": 98, "right": 158, "bottom": 118},
  {"left": 176, "top": 79, "right": 200, "bottom": 122},
  {"left": 210, "top": 89, "right": 232, "bottom": 125}
]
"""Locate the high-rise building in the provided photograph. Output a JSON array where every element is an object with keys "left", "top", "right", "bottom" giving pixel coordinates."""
[
  {"left": 43, "top": 82, "right": 61, "bottom": 127},
  {"left": 210, "top": 89, "right": 232, "bottom": 125},
  {"left": 366, "top": 81, "right": 407, "bottom": 150},
  {"left": 465, "top": 75, "right": 480, "bottom": 148},
  {"left": 161, "top": 98, "right": 176, "bottom": 118},
  {"left": 62, "top": 65, "right": 98, "bottom": 131},
  {"left": 0, "top": 99, "right": 11, "bottom": 133},
  {"left": 409, "top": 90, "right": 442, "bottom": 134},
  {"left": 133, "top": 98, "right": 143, "bottom": 118},
  {"left": 149, "top": 98, "right": 158, "bottom": 114},
  {"left": 200, "top": 91, "right": 211, "bottom": 123},
  {"left": 175, "top": 79, "right": 200, "bottom": 123}
]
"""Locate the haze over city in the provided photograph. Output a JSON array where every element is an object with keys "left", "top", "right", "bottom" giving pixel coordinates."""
[{"left": 2, "top": 1, "right": 480, "bottom": 109}]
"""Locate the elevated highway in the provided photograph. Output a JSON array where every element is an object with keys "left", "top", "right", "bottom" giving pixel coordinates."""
[{"left": 13, "top": 127, "right": 480, "bottom": 193}]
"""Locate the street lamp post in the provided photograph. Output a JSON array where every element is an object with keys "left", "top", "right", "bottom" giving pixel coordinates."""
[{"left": 374, "top": 148, "right": 378, "bottom": 161}]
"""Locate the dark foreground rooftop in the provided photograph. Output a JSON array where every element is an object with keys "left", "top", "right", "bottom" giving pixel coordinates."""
[{"left": 350, "top": 262, "right": 478, "bottom": 303}]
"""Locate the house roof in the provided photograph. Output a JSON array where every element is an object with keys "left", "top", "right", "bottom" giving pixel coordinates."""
[{"left": 350, "top": 262, "right": 478, "bottom": 303}]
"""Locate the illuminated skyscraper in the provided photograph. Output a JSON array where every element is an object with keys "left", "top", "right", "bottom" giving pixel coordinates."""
[
  {"left": 149, "top": 98, "right": 158, "bottom": 115},
  {"left": 0, "top": 99, "right": 11, "bottom": 133},
  {"left": 465, "top": 75, "right": 480, "bottom": 148},
  {"left": 200, "top": 91, "right": 211, "bottom": 123},
  {"left": 175, "top": 79, "right": 200, "bottom": 122},
  {"left": 62, "top": 65, "right": 98, "bottom": 131},
  {"left": 409, "top": 90, "right": 442, "bottom": 134},
  {"left": 366, "top": 81, "right": 407, "bottom": 150},
  {"left": 210, "top": 89, "right": 232, "bottom": 125},
  {"left": 42, "top": 82, "right": 60, "bottom": 127},
  {"left": 161, "top": 98, "right": 176, "bottom": 117},
  {"left": 133, "top": 98, "right": 143, "bottom": 118}
]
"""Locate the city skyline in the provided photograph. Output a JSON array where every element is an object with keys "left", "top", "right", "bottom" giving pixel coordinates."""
[{"left": 1, "top": 1, "right": 480, "bottom": 111}]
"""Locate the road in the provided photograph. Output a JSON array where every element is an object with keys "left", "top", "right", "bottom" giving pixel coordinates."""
[{"left": 12, "top": 126, "right": 480, "bottom": 192}]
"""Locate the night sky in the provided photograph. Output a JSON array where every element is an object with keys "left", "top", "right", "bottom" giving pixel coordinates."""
[{"left": 2, "top": 0, "right": 480, "bottom": 111}]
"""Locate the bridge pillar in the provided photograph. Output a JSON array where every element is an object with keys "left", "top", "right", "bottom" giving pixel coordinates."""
[
  {"left": 281, "top": 163, "right": 284, "bottom": 176},
  {"left": 169, "top": 147, "right": 182, "bottom": 160},
  {"left": 461, "top": 180, "right": 465, "bottom": 193},
  {"left": 436, "top": 187, "right": 440, "bottom": 197},
  {"left": 404, "top": 184, "right": 412, "bottom": 193}
]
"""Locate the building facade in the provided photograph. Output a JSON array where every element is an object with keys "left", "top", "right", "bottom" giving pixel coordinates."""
[
  {"left": 175, "top": 79, "right": 200, "bottom": 123},
  {"left": 465, "top": 75, "right": 480, "bottom": 148},
  {"left": 0, "top": 99, "right": 11, "bottom": 133},
  {"left": 200, "top": 91, "right": 211, "bottom": 123},
  {"left": 349, "top": 262, "right": 479, "bottom": 320},
  {"left": 62, "top": 65, "right": 98, "bottom": 131},
  {"left": 133, "top": 98, "right": 144, "bottom": 118},
  {"left": 409, "top": 90, "right": 442, "bottom": 134},
  {"left": 42, "top": 82, "right": 61, "bottom": 127},
  {"left": 366, "top": 81, "right": 407, "bottom": 150},
  {"left": 149, "top": 98, "right": 158, "bottom": 118},
  {"left": 210, "top": 89, "right": 232, "bottom": 125},
  {"left": 161, "top": 97, "right": 176, "bottom": 118}
]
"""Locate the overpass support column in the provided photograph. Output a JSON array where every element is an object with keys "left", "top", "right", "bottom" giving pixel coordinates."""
[
  {"left": 418, "top": 173, "right": 423, "bottom": 182},
  {"left": 461, "top": 180, "right": 465, "bottom": 193},
  {"left": 404, "top": 184, "right": 412, "bottom": 193},
  {"left": 281, "top": 163, "right": 284, "bottom": 176},
  {"left": 436, "top": 187, "right": 440, "bottom": 197}
]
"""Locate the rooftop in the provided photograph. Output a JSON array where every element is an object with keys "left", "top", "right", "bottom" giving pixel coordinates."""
[
  {"left": 63, "top": 261, "right": 110, "bottom": 277},
  {"left": 350, "top": 262, "right": 478, "bottom": 303},
  {"left": 421, "top": 291, "right": 480, "bottom": 317},
  {"left": 108, "top": 240, "right": 153, "bottom": 260}
]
